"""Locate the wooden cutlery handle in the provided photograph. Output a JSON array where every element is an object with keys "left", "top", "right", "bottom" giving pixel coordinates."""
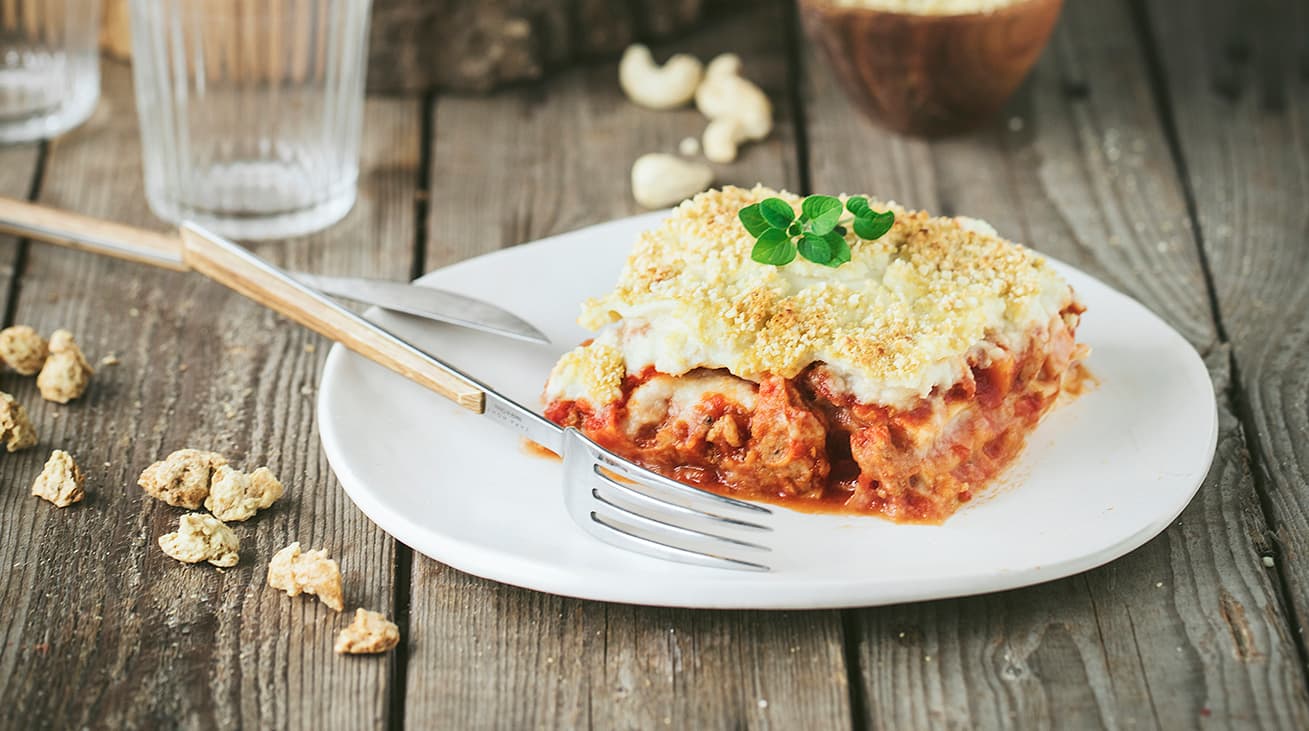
[
  {"left": 178, "top": 224, "right": 487, "bottom": 413},
  {"left": 0, "top": 196, "right": 187, "bottom": 271}
]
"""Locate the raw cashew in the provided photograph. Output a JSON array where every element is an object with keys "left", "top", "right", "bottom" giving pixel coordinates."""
[
  {"left": 631, "top": 153, "right": 713, "bottom": 209},
  {"left": 619, "top": 44, "right": 703, "bottom": 110},
  {"left": 695, "top": 53, "right": 772, "bottom": 142},
  {"left": 702, "top": 118, "right": 747, "bottom": 163}
]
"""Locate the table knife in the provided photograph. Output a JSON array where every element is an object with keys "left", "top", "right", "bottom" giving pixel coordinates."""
[{"left": 0, "top": 197, "right": 549, "bottom": 344}]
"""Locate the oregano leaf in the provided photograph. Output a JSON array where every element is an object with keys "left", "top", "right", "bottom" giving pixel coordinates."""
[
  {"left": 738, "top": 204, "right": 771, "bottom": 237},
  {"left": 758, "top": 198, "right": 796, "bottom": 230},
  {"left": 751, "top": 228, "right": 796, "bottom": 265}
]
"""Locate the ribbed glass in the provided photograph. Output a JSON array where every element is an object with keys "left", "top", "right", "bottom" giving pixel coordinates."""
[
  {"left": 0, "top": 0, "right": 101, "bottom": 144},
  {"left": 129, "top": 0, "right": 372, "bottom": 240}
]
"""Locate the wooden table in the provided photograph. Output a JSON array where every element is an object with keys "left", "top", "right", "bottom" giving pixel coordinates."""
[{"left": 2, "top": 1, "right": 1306, "bottom": 727}]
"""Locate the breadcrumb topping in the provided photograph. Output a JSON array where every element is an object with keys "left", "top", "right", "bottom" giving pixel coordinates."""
[
  {"left": 549, "top": 186, "right": 1076, "bottom": 408},
  {"left": 36, "top": 330, "right": 93, "bottom": 404}
]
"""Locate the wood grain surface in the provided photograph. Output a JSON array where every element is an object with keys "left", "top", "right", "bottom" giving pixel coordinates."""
[
  {"left": 1145, "top": 0, "right": 1309, "bottom": 676},
  {"left": 4, "top": 0, "right": 1309, "bottom": 728},
  {"left": 0, "top": 65, "right": 415, "bottom": 729},
  {"left": 802, "top": 0, "right": 1309, "bottom": 726}
]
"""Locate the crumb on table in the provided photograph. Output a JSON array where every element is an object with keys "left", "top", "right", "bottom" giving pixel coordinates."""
[
  {"left": 0, "top": 392, "right": 37, "bottom": 452},
  {"left": 36, "top": 329, "right": 94, "bottom": 404},
  {"left": 0, "top": 326, "right": 48, "bottom": 375},
  {"left": 158, "top": 513, "right": 240, "bottom": 567},
  {"left": 335, "top": 609, "right": 400, "bottom": 655},
  {"left": 138, "top": 448, "right": 228, "bottom": 509},
  {"left": 204, "top": 465, "right": 284, "bottom": 522},
  {"left": 31, "top": 450, "right": 85, "bottom": 507},
  {"left": 267, "top": 541, "right": 344, "bottom": 611}
]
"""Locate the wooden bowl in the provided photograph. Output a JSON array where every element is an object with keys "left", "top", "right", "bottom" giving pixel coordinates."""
[{"left": 799, "top": 0, "right": 1063, "bottom": 137}]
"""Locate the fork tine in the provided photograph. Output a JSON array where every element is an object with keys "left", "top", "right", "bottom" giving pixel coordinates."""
[
  {"left": 592, "top": 466, "right": 772, "bottom": 533},
  {"left": 591, "top": 489, "right": 773, "bottom": 552},
  {"left": 588, "top": 508, "right": 771, "bottom": 572},
  {"left": 593, "top": 449, "right": 773, "bottom": 521}
]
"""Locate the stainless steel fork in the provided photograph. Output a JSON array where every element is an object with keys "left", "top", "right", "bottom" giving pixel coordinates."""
[{"left": 178, "top": 222, "right": 775, "bottom": 571}]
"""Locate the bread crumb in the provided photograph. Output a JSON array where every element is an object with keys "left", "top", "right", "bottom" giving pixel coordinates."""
[
  {"left": 138, "top": 448, "right": 228, "bottom": 509},
  {"left": 334, "top": 609, "right": 400, "bottom": 654},
  {"left": 158, "top": 513, "right": 240, "bottom": 567},
  {"left": 204, "top": 465, "right": 284, "bottom": 522},
  {"left": 98, "top": 353, "right": 120, "bottom": 367},
  {"left": 36, "top": 330, "right": 93, "bottom": 403},
  {"left": 267, "top": 541, "right": 344, "bottom": 611},
  {"left": 31, "top": 450, "right": 85, "bottom": 507},
  {"left": 0, "top": 392, "right": 36, "bottom": 452},
  {"left": 0, "top": 326, "right": 47, "bottom": 375}
]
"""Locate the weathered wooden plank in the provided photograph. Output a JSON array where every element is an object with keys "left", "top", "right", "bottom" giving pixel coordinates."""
[
  {"left": 406, "top": 4, "right": 850, "bottom": 729},
  {"left": 0, "top": 63, "right": 417, "bottom": 729},
  {"left": 1145, "top": 0, "right": 1309, "bottom": 670},
  {"left": 801, "top": 0, "right": 1309, "bottom": 726}
]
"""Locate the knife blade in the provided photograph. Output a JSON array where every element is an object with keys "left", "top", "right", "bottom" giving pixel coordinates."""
[{"left": 292, "top": 272, "right": 551, "bottom": 344}]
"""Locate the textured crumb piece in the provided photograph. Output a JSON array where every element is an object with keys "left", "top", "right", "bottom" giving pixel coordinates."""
[
  {"left": 31, "top": 450, "right": 85, "bottom": 507},
  {"left": 36, "top": 330, "right": 94, "bottom": 403},
  {"left": 0, "top": 326, "right": 48, "bottom": 375},
  {"left": 204, "top": 465, "right": 284, "bottom": 522},
  {"left": 0, "top": 392, "right": 36, "bottom": 452},
  {"left": 158, "top": 513, "right": 240, "bottom": 567},
  {"left": 267, "top": 542, "right": 344, "bottom": 611},
  {"left": 335, "top": 609, "right": 400, "bottom": 654},
  {"left": 138, "top": 448, "right": 228, "bottom": 508}
]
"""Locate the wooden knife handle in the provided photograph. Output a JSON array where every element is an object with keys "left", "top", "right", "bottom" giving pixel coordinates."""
[
  {"left": 0, "top": 196, "right": 187, "bottom": 271},
  {"left": 178, "top": 223, "right": 486, "bottom": 413}
]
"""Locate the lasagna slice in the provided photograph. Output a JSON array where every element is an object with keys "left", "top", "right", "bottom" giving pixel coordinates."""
[{"left": 543, "top": 186, "right": 1087, "bottom": 523}]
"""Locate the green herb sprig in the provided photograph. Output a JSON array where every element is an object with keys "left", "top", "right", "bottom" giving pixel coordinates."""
[{"left": 739, "top": 195, "right": 894, "bottom": 268}]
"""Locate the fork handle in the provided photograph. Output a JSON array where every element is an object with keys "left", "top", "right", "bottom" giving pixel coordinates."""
[
  {"left": 0, "top": 196, "right": 187, "bottom": 271},
  {"left": 179, "top": 223, "right": 486, "bottom": 413}
]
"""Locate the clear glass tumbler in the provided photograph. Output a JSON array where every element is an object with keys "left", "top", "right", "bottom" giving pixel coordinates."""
[
  {"left": 0, "top": 0, "right": 102, "bottom": 144},
  {"left": 129, "top": 0, "right": 372, "bottom": 240}
]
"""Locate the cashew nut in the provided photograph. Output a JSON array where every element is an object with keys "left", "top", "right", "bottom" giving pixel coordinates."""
[
  {"left": 619, "top": 44, "right": 704, "bottom": 110},
  {"left": 702, "top": 118, "right": 747, "bottom": 163},
  {"left": 631, "top": 153, "right": 714, "bottom": 209},
  {"left": 695, "top": 53, "right": 772, "bottom": 142}
]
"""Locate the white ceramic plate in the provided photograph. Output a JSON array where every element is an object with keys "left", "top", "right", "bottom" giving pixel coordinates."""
[{"left": 317, "top": 212, "right": 1217, "bottom": 609}]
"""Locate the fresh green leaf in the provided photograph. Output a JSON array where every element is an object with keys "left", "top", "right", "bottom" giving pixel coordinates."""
[
  {"left": 808, "top": 206, "right": 843, "bottom": 236},
  {"left": 751, "top": 229, "right": 796, "bottom": 266},
  {"left": 853, "top": 210, "right": 895, "bottom": 241},
  {"left": 797, "top": 232, "right": 832, "bottom": 264},
  {"left": 846, "top": 196, "right": 871, "bottom": 217},
  {"left": 758, "top": 198, "right": 796, "bottom": 229},
  {"left": 833, "top": 225, "right": 847, "bottom": 236},
  {"left": 738, "top": 204, "right": 771, "bottom": 237},
  {"left": 788, "top": 222, "right": 801, "bottom": 237},
  {"left": 823, "top": 231, "right": 851, "bottom": 267},
  {"left": 802, "top": 195, "right": 842, "bottom": 222}
]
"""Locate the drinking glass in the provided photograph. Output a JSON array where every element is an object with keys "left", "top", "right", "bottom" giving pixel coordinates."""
[
  {"left": 129, "top": 0, "right": 372, "bottom": 240},
  {"left": 0, "top": 0, "right": 102, "bottom": 144}
]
